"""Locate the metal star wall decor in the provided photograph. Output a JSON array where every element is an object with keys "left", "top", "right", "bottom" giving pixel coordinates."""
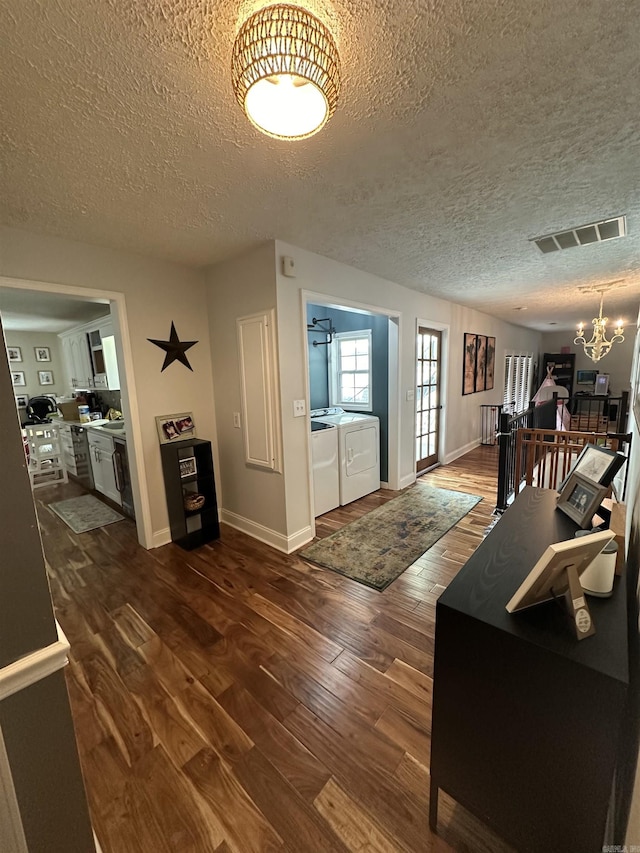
[{"left": 147, "top": 322, "right": 198, "bottom": 372}]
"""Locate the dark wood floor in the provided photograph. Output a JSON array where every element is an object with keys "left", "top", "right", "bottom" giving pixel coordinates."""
[{"left": 37, "top": 446, "right": 513, "bottom": 853}]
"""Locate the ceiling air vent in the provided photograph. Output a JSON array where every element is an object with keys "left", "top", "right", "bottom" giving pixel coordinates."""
[{"left": 532, "top": 216, "right": 626, "bottom": 253}]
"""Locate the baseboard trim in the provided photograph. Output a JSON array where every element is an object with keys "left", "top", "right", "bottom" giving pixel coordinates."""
[
  {"left": 443, "top": 438, "right": 481, "bottom": 465},
  {"left": 399, "top": 472, "right": 417, "bottom": 490},
  {"left": 220, "top": 509, "right": 313, "bottom": 554},
  {"left": 151, "top": 527, "right": 172, "bottom": 549},
  {"left": 0, "top": 622, "right": 70, "bottom": 703}
]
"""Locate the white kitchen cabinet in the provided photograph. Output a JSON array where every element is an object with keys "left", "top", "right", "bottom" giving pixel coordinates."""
[
  {"left": 59, "top": 329, "right": 93, "bottom": 390},
  {"left": 56, "top": 421, "right": 77, "bottom": 475},
  {"left": 87, "top": 430, "right": 121, "bottom": 505},
  {"left": 59, "top": 315, "right": 119, "bottom": 391}
]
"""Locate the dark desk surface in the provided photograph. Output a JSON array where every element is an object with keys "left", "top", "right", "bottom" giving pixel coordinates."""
[{"left": 438, "top": 486, "right": 628, "bottom": 685}]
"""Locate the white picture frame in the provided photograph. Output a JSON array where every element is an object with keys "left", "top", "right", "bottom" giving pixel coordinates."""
[
  {"left": 11, "top": 371, "right": 26, "bottom": 386},
  {"left": 155, "top": 412, "right": 196, "bottom": 444},
  {"left": 34, "top": 346, "right": 51, "bottom": 362},
  {"left": 38, "top": 370, "right": 54, "bottom": 386},
  {"left": 7, "top": 347, "right": 22, "bottom": 362},
  {"left": 15, "top": 394, "right": 28, "bottom": 408}
]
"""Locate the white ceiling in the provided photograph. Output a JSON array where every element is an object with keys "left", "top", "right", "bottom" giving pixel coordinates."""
[
  {"left": 0, "top": 289, "right": 109, "bottom": 333},
  {"left": 2, "top": 0, "right": 640, "bottom": 332}
]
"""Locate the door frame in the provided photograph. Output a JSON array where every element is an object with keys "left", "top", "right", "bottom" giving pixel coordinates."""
[
  {"left": 0, "top": 275, "right": 153, "bottom": 549},
  {"left": 301, "top": 290, "right": 402, "bottom": 533},
  {"left": 416, "top": 317, "right": 450, "bottom": 471}
]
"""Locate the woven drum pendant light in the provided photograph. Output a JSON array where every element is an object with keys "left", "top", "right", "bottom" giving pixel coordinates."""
[{"left": 231, "top": 4, "right": 340, "bottom": 140}]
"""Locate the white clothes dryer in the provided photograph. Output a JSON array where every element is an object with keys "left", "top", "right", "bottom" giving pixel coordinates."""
[
  {"left": 310, "top": 407, "right": 380, "bottom": 505},
  {"left": 310, "top": 421, "right": 340, "bottom": 516}
]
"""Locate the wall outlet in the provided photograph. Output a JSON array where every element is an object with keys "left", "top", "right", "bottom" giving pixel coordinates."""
[
  {"left": 233, "top": 412, "right": 241, "bottom": 428},
  {"left": 293, "top": 399, "right": 306, "bottom": 417}
]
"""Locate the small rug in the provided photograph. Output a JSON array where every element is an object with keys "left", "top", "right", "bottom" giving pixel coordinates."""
[
  {"left": 49, "top": 494, "right": 125, "bottom": 534},
  {"left": 300, "top": 485, "right": 482, "bottom": 590}
]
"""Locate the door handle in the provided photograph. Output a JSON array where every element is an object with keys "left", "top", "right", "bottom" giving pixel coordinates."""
[{"left": 112, "top": 450, "right": 123, "bottom": 492}]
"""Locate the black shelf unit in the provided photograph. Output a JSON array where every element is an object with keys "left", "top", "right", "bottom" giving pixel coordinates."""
[
  {"left": 160, "top": 438, "right": 220, "bottom": 550},
  {"left": 542, "top": 351, "right": 575, "bottom": 397}
]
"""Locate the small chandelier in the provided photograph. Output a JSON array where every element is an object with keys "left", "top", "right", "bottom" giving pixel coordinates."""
[
  {"left": 574, "top": 290, "right": 624, "bottom": 363},
  {"left": 231, "top": 4, "right": 340, "bottom": 140}
]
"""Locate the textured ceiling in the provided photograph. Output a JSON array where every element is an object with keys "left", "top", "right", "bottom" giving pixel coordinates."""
[{"left": 2, "top": 0, "right": 640, "bottom": 331}]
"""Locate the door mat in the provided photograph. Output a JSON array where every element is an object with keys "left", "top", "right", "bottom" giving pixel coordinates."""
[
  {"left": 49, "top": 494, "right": 125, "bottom": 534},
  {"left": 300, "top": 485, "right": 482, "bottom": 590}
]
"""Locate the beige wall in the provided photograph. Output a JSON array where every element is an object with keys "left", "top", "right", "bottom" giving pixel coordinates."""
[
  {"left": 5, "top": 331, "right": 65, "bottom": 402},
  {"left": 0, "top": 225, "right": 215, "bottom": 546},
  {"left": 206, "top": 243, "right": 289, "bottom": 543}
]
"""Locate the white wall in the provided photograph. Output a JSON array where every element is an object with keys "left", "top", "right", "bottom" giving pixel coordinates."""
[
  {"left": 206, "top": 244, "right": 291, "bottom": 548},
  {"left": 274, "top": 240, "right": 542, "bottom": 541},
  {"left": 4, "top": 331, "right": 65, "bottom": 402},
  {"left": 540, "top": 330, "right": 634, "bottom": 398},
  {"left": 0, "top": 226, "right": 215, "bottom": 547}
]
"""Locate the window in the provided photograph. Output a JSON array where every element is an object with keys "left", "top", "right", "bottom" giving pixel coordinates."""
[
  {"left": 503, "top": 353, "right": 534, "bottom": 414},
  {"left": 329, "top": 330, "right": 372, "bottom": 411}
]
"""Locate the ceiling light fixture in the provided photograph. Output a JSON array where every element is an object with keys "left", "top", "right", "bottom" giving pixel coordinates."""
[
  {"left": 231, "top": 4, "right": 340, "bottom": 140},
  {"left": 574, "top": 290, "right": 624, "bottom": 363}
]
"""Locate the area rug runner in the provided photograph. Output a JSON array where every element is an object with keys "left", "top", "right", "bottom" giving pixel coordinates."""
[
  {"left": 301, "top": 485, "right": 482, "bottom": 590},
  {"left": 49, "top": 494, "right": 125, "bottom": 534}
]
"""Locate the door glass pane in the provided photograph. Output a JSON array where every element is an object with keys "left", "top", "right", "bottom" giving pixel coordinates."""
[
  {"left": 431, "top": 336, "right": 438, "bottom": 359},
  {"left": 429, "top": 434, "right": 436, "bottom": 455}
]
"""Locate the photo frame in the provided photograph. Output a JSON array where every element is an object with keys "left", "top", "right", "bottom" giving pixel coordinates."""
[
  {"left": 11, "top": 371, "right": 25, "bottom": 387},
  {"left": 38, "top": 370, "right": 54, "bottom": 386},
  {"left": 179, "top": 456, "right": 197, "bottom": 478},
  {"left": 7, "top": 346, "right": 22, "bottom": 362},
  {"left": 485, "top": 337, "right": 496, "bottom": 391},
  {"left": 15, "top": 394, "right": 28, "bottom": 408},
  {"left": 475, "top": 335, "right": 487, "bottom": 393},
  {"left": 34, "top": 346, "right": 51, "bottom": 362},
  {"left": 505, "top": 529, "right": 614, "bottom": 612},
  {"left": 462, "top": 333, "right": 477, "bottom": 395},
  {"left": 556, "top": 472, "right": 608, "bottom": 528},
  {"left": 156, "top": 412, "right": 196, "bottom": 444},
  {"left": 558, "top": 443, "right": 626, "bottom": 491}
]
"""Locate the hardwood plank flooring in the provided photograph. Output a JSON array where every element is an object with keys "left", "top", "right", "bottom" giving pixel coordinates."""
[{"left": 36, "top": 445, "right": 514, "bottom": 852}]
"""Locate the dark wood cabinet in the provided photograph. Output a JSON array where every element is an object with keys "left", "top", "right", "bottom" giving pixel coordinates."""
[
  {"left": 430, "top": 486, "right": 629, "bottom": 852},
  {"left": 542, "top": 351, "right": 575, "bottom": 396},
  {"left": 160, "top": 438, "right": 220, "bottom": 550}
]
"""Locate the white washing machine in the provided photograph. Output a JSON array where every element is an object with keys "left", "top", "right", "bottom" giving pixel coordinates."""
[
  {"left": 310, "top": 407, "right": 380, "bottom": 505},
  {"left": 310, "top": 421, "right": 340, "bottom": 516}
]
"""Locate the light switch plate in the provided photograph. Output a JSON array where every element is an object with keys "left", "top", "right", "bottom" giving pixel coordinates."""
[
  {"left": 233, "top": 412, "right": 241, "bottom": 428},
  {"left": 406, "top": 389, "right": 415, "bottom": 401},
  {"left": 293, "top": 399, "right": 306, "bottom": 417}
]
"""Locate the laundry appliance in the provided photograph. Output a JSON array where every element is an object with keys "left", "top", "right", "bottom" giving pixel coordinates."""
[
  {"left": 310, "top": 407, "right": 380, "bottom": 505},
  {"left": 310, "top": 421, "right": 340, "bottom": 516}
]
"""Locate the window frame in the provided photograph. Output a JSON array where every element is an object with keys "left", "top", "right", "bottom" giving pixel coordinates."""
[{"left": 328, "top": 329, "right": 373, "bottom": 411}]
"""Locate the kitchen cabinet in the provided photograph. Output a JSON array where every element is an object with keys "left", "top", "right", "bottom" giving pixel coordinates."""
[
  {"left": 56, "top": 421, "right": 77, "bottom": 476},
  {"left": 59, "top": 315, "right": 119, "bottom": 391},
  {"left": 87, "top": 430, "right": 121, "bottom": 505}
]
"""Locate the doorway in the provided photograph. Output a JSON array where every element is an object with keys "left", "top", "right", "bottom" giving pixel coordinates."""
[{"left": 416, "top": 326, "right": 442, "bottom": 473}]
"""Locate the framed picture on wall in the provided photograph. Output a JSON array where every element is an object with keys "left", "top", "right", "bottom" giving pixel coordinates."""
[
  {"left": 7, "top": 346, "right": 22, "bottom": 362},
  {"left": 11, "top": 371, "right": 25, "bottom": 386},
  {"left": 38, "top": 370, "right": 54, "bottom": 385},
  {"left": 485, "top": 337, "right": 496, "bottom": 390},
  {"left": 15, "top": 394, "right": 28, "bottom": 408},
  {"left": 34, "top": 346, "right": 51, "bottom": 362},
  {"left": 462, "top": 333, "right": 477, "bottom": 395},
  {"left": 475, "top": 335, "right": 487, "bottom": 393}
]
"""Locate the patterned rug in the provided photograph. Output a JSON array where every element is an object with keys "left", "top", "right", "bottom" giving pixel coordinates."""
[
  {"left": 49, "top": 494, "right": 125, "bottom": 534},
  {"left": 300, "top": 485, "right": 483, "bottom": 590}
]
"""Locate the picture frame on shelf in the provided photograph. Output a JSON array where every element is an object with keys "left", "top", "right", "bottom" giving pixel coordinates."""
[
  {"left": 7, "top": 346, "right": 22, "bottom": 362},
  {"left": 15, "top": 394, "right": 28, "bottom": 408},
  {"left": 34, "top": 346, "right": 51, "bottom": 362},
  {"left": 38, "top": 370, "right": 54, "bottom": 386},
  {"left": 556, "top": 472, "right": 608, "bottom": 528},
  {"left": 11, "top": 371, "right": 25, "bottom": 386},
  {"left": 156, "top": 412, "right": 196, "bottom": 444},
  {"left": 179, "top": 456, "right": 197, "bottom": 478},
  {"left": 558, "top": 443, "right": 626, "bottom": 492}
]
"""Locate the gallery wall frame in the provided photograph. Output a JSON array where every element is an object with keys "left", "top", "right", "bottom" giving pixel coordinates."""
[
  {"left": 11, "top": 371, "right": 25, "bottom": 387},
  {"left": 38, "top": 370, "right": 54, "bottom": 385},
  {"left": 34, "top": 346, "right": 51, "bottom": 362},
  {"left": 7, "top": 346, "right": 22, "bottom": 362},
  {"left": 462, "top": 333, "right": 496, "bottom": 395}
]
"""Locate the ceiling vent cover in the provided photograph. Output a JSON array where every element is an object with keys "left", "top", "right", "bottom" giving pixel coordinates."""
[{"left": 533, "top": 216, "right": 626, "bottom": 253}]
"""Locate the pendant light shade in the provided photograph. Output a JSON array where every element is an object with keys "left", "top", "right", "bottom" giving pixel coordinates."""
[{"left": 231, "top": 4, "right": 340, "bottom": 140}]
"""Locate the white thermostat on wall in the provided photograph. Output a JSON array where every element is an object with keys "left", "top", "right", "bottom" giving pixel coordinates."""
[{"left": 282, "top": 256, "right": 296, "bottom": 277}]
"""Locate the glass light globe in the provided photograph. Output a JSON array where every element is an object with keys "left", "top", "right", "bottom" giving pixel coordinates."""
[{"left": 245, "top": 73, "right": 329, "bottom": 140}]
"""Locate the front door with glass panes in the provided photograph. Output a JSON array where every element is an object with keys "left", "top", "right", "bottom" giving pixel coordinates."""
[{"left": 416, "top": 327, "right": 442, "bottom": 473}]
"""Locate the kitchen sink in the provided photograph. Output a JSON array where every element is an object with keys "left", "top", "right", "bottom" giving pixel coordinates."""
[{"left": 100, "top": 422, "right": 126, "bottom": 431}]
